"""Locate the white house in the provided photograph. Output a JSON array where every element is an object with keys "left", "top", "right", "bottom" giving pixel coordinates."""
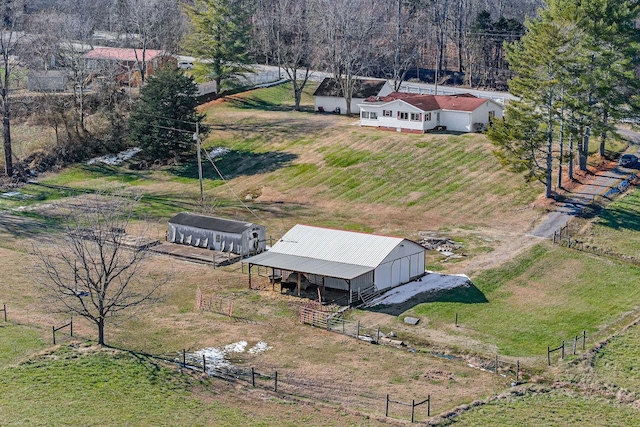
[
  {"left": 313, "top": 77, "right": 393, "bottom": 115},
  {"left": 358, "top": 92, "right": 504, "bottom": 133},
  {"left": 243, "top": 224, "right": 426, "bottom": 303}
]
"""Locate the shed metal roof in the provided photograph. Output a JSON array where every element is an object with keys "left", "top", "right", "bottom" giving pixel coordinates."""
[
  {"left": 243, "top": 251, "right": 373, "bottom": 280},
  {"left": 168, "top": 213, "right": 257, "bottom": 234}
]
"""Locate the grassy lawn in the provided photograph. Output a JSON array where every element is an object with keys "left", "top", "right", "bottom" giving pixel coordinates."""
[
  {"left": 0, "top": 323, "right": 48, "bottom": 366},
  {"left": 581, "top": 186, "right": 640, "bottom": 256},
  {"left": 405, "top": 243, "right": 640, "bottom": 357},
  {"left": 0, "top": 345, "right": 387, "bottom": 427},
  {"left": 593, "top": 323, "right": 640, "bottom": 393},
  {"left": 441, "top": 390, "right": 640, "bottom": 426}
]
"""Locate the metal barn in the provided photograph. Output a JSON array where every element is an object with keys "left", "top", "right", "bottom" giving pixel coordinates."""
[
  {"left": 168, "top": 213, "right": 266, "bottom": 256},
  {"left": 243, "top": 224, "right": 426, "bottom": 303}
]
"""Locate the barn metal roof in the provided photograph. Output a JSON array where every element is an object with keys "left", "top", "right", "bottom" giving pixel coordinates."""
[
  {"left": 168, "top": 213, "right": 257, "bottom": 234},
  {"left": 269, "top": 224, "right": 406, "bottom": 267},
  {"left": 243, "top": 251, "right": 373, "bottom": 280}
]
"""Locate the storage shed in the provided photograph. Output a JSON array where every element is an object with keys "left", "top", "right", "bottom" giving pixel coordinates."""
[
  {"left": 243, "top": 225, "right": 426, "bottom": 303},
  {"left": 168, "top": 213, "right": 266, "bottom": 256}
]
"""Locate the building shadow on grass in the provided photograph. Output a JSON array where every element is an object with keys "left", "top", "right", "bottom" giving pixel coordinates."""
[
  {"left": 224, "top": 96, "right": 314, "bottom": 113},
  {"left": 171, "top": 149, "right": 297, "bottom": 181},
  {"left": 368, "top": 282, "right": 488, "bottom": 317}
]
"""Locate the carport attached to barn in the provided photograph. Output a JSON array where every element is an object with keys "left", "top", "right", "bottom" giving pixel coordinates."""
[{"left": 244, "top": 251, "right": 376, "bottom": 304}]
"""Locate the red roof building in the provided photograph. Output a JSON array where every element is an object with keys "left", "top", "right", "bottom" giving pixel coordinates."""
[{"left": 83, "top": 47, "right": 174, "bottom": 86}]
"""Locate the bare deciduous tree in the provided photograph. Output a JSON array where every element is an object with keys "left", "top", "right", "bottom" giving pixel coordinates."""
[
  {"left": 33, "top": 192, "right": 166, "bottom": 346},
  {"left": 312, "top": 0, "right": 379, "bottom": 114},
  {"left": 0, "top": 0, "right": 28, "bottom": 177}
]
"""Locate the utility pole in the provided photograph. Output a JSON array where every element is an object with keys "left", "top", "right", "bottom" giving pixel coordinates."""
[{"left": 194, "top": 122, "right": 204, "bottom": 201}]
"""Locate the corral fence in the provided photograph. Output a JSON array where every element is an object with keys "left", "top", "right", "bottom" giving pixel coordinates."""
[
  {"left": 196, "top": 287, "right": 236, "bottom": 317},
  {"left": 299, "top": 305, "right": 396, "bottom": 345},
  {"left": 547, "top": 331, "right": 587, "bottom": 365},
  {"left": 386, "top": 394, "right": 430, "bottom": 423}
]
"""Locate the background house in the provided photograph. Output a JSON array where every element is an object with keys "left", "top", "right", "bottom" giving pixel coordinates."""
[
  {"left": 244, "top": 224, "right": 426, "bottom": 303},
  {"left": 313, "top": 77, "right": 393, "bottom": 115},
  {"left": 168, "top": 213, "right": 266, "bottom": 256},
  {"left": 83, "top": 47, "right": 174, "bottom": 86},
  {"left": 358, "top": 92, "right": 504, "bottom": 133},
  {"left": 27, "top": 70, "right": 68, "bottom": 92}
]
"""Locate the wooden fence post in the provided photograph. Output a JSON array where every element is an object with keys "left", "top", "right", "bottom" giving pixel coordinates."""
[
  {"left": 547, "top": 346, "right": 551, "bottom": 366},
  {"left": 183, "top": 349, "right": 186, "bottom": 367},
  {"left": 251, "top": 367, "right": 256, "bottom": 387},
  {"left": 495, "top": 355, "right": 498, "bottom": 375},
  {"left": 2, "top": 303, "right": 6, "bottom": 322},
  {"left": 455, "top": 312, "right": 458, "bottom": 327},
  {"left": 377, "top": 327, "right": 380, "bottom": 343},
  {"left": 274, "top": 371, "right": 278, "bottom": 392},
  {"left": 573, "top": 336, "right": 578, "bottom": 355},
  {"left": 582, "top": 330, "right": 586, "bottom": 350},
  {"left": 203, "top": 354, "right": 206, "bottom": 373},
  {"left": 411, "top": 399, "right": 415, "bottom": 423},
  {"left": 385, "top": 394, "right": 389, "bottom": 417},
  {"left": 342, "top": 319, "right": 345, "bottom": 334},
  {"left": 52, "top": 325, "right": 56, "bottom": 345},
  {"left": 516, "top": 360, "right": 519, "bottom": 382},
  {"left": 356, "top": 321, "right": 360, "bottom": 338},
  {"left": 427, "top": 395, "right": 431, "bottom": 417},
  {"left": 561, "top": 341, "right": 565, "bottom": 359}
]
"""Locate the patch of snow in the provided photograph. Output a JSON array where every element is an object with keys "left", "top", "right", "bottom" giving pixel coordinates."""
[
  {"left": 86, "top": 147, "right": 141, "bottom": 166},
  {"left": 207, "top": 147, "right": 229, "bottom": 159},
  {"left": 190, "top": 347, "right": 230, "bottom": 369},
  {"left": 1, "top": 191, "right": 21, "bottom": 198},
  {"left": 224, "top": 340, "right": 247, "bottom": 353},
  {"left": 248, "top": 342, "right": 272, "bottom": 354},
  {"left": 368, "top": 272, "right": 470, "bottom": 306}
]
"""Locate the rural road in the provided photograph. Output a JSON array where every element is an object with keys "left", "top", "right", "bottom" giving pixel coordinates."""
[{"left": 531, "top": 127, "right": 640, "bottom": 238}]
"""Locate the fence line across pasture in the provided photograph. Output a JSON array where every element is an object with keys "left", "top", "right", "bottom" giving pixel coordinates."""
[{"left": 547, "top": 331, "right": 587, "bottom": 365}]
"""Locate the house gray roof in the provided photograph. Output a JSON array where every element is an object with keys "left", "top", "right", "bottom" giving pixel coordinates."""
[
  {"left": 168, "top": 213, "right": 256, "bottom": 234},
  {"left": 313, "top": 77, "right": 388, "bottom": 98}
]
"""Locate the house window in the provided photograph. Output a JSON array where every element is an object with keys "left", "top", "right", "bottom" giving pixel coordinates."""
[
  {"left": 398, "top": 111, "right": 409, "bottom": 120},
  {"left": 216, "top": 234, "right": 221, "bottom": 242},
  {"left": 361, "top": 111, "right": 378, "bottom": 119},
  {"left": 488, "top": 111, "right": 496, "bottom": 122},
  {"left": 383, "top": 110, "right": 392, "bottom": 117},
  {"left": 425, "top": 112, "right": 432, "bottom": 121},
  {"left": 410, "top": 113, "right": 421, "bottom": 121}
]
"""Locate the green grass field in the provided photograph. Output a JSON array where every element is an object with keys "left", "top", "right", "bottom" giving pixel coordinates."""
[
  {"left": 593, "top": 323, "right": 640, "bottom": 393},
  {"left": 406, "top": 244, "right": 640, "bottom": 357},
  {"left": 0, "top": 344, "right": 384, "bottom": 427},
  {"left": 441, "top": 390, "right": 640, "bottom": 426}
]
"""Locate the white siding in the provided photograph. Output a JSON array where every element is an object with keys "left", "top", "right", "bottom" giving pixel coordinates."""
[
  {"left": 374, "top": 241, "right": 426, "bottom": 290},
  {"left": 438, "top": 110, "right": 473, "bottom": 132},
  {"left": 469, "top": 100, "right": 504, "bottom": 131},
  {"left": 315, "top": 96, "right": 368, "bottom": 114},
  {"left": 360, "top": 100, "right": 429, "bottom": 132}
]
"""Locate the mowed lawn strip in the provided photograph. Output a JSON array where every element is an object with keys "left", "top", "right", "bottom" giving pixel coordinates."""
[
  {"left": 443, "top": 390, "right": 640, "bottom": 426},
  {"left": 409, "top": 244, "right": 640, "bottom": 357}
]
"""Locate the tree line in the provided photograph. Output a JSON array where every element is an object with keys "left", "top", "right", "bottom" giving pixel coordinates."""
[{"left": 0, "top": 0, "right": 543, "bottom": 177}]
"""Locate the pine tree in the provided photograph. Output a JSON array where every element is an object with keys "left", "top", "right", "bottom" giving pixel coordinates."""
[
  {"left": 183, "top": 0, "right": 253, "bottom": 92},
  {"left": 129, "top": 67, "right": 203, "bottom": 163}
]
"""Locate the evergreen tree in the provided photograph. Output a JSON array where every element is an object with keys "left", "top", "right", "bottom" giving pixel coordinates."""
[
  {"left": 183, "top": 0, "right": 253, "bottom": 91},
  {"left": 129, "top": 66, "right": 203, "bottom": 163}
]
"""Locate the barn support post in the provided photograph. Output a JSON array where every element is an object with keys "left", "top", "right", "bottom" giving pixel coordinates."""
[
  {"left": 297, "top": 272, "right": 301, "bottom": 296},
  {"left": 248, "top": 263, "right": 252, "bottom": 289},
  {"left": 348, "top": 279, "right": 352, "bottom": 305}
]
